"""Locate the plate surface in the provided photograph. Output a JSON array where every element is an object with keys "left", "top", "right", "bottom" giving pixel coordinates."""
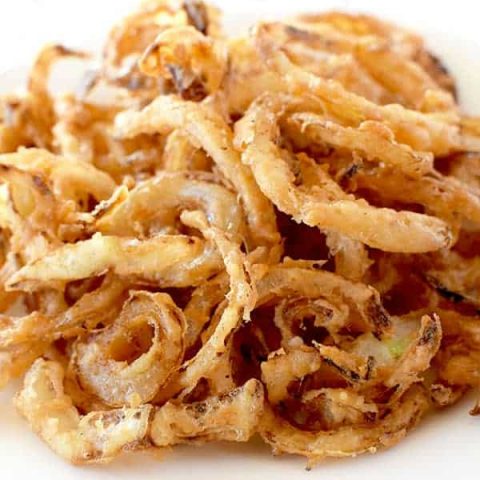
[{"left": 0, "top": 1, "right": 479, "bottom": 479}]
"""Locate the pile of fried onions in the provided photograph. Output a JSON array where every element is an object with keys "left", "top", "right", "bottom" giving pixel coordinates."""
[{"left": 0, "top": 0, "right": 479, "bottom": 468}]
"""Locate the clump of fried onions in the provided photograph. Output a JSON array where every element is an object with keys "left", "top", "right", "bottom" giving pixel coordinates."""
[
  {"left": 234, "top": 95, "right": 452, "bottom": 252},
  {"left": 1, "top": 0, "right": 480, "bottom": 468},
  {"left": 114, "top": 95, "right": 280, "bottom": 249}
]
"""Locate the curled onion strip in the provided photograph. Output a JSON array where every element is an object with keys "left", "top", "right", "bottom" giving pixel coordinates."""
[
  {"left": 259, "top": 385, "right": 430, "bottom": 467},
  {"left": 15, "top": 359, "right": 151, "bottom": 464},
  {"left": 74, "top": 291, "right": 185, "bottom": 407}
]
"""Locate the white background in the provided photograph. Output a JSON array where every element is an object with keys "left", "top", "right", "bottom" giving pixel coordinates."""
[{"left": 0, "top": 1, "right": 479, "bottom": 479}]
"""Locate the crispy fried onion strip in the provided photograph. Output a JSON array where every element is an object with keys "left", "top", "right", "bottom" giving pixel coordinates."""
[
  {"left": 0, "top": 167, "right": 64, "bottom": 263},
  {"left": 0, "top": 148, "right": 116, "bottom": 203},
  {"left": 162, "top": 129, "right": 211, "bottom": 172},
  {"left": 254, "top": 23, "right": 478, "bottom": 155},
  {"left": 0, "top": 166, "right": 60, "bottom": 239},
  {"left": 15, "top": 359, "right": 151, "bottom": 464},
  {"left": 7, "top": 233, "right": 222, "bottom": 291},
  {"left": 95, "top": 171, "right": 245, "bottom": 238},
  {"left": 74, "top": 291, "right": 185, "bottom": 407},
  {"left": 235, "top": 94, "right": 452, "bottom": 252},
  {"left": 350, "top": 313, "right": 442, "bottom": 393},
  {"left": 183, "top": 271, "right": 228, "bottom": 349},
  {"left": 259, "top": 385, "right": 430, "bottom": 466},
  {"left": 115, "top": 95, "right": 280, "bottom": 248},
  {"left": 2, "top": 45, "right": 87, "bottom": 150},
  {"left": 0, "top": 275, "right": 126, "bottom": 347},
  {"left": 255, "top": 262, "right": 390, "bottom": 338},
  {"left": 139, "top": 26, "right": 227, "bottom": 97},
  {"left": 151, "top": 379, "right": 264, "bottom": 446},
  {"left": 351, "top": 167, "right": 480, "bottom": 225},
  {"left": 166, "top": 210, "right": 255, "bottom": 395},
  {"left": 273, "top": 296, "right": 349, "bottom": 346},
  {"left": 325, "top": 231, "right": 371, "bottom": 281},
  {"left": 287, "top": 112, "right": 433, "bottom": 177},
  {"left": 0, "top": 250, "right": 21, "bottom": 312}
]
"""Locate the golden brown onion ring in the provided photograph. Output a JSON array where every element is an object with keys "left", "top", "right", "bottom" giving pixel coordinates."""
[
  {"left": 164, "top": 210, "right": 255, "bottom": 395},
  {"left": 74, "top": 291, "right": 185, "bottom": 407},
  {"left": 254, "top": 262, "right": 391, "bottom": 338}
]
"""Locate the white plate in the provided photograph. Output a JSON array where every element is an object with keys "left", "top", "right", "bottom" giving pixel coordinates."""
[{"left": 0, "top": 1, "right": 479, "bottom": 479}]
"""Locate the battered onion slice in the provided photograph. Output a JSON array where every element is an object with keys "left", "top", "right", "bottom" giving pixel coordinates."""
[
  {"left": 0, "top": 166, "right": 59, "bottom": 238},
  {"left": 150, "top": 379, "right": 264, "bottom": 446},
  {"left": 95, "top": 171, "right": 246, "bottom": 239},
  {"left": 0, "top": 166, "right": 64, "bottom": 262},
  {"left": 7, "top": 233, "right": 222, "bottom": 291},
  {"left": 255, "top": 262, "right": 390, "bottom": 338},
  {"left": 0, "top": 149, "right": 116, "bottom": 203},
  {"left": 234, "top": 94, "right": 452, "bottom": 253},
  {"left": 259, "top": 385, "right": 430, "bottom": 467},
  {"left": 74, "top": 291, "right": 185, "bottom": 407},
  {"left": 164, "top": 210, "right": 255, "bottom": 395},
  {"left": 114, "top": 95, "right": 280, "bottom": 249},
  {"left": 15, "top": 359, "right": 151, "bottom": 464},
  {"left": 351, "top": 167, "right": 480, "bottom": 225},
  {"left": 273, "top": 296, "right": 349, "bottom": 346},
  {"left": 0, "top": 250, "right": 20, "bottom": 313},
  {"left": 295, "top": 11, "right": 457, "bottom": 96},
  {"left": 103, "top": 0, "right": 221, "bottom": 75},
  {"left": 0, "top": 342, "right": 48, "bottom": 389},
  {"left": 423, "top": 250, "right": 480, "bottom": 306},
  {"left": 287, "top": 112, "right": 433, "bottom": 177},
  {"left": 0, "top": 275, "right": 126, "bottom": 347},
  {"left": 325, "top": 231, "right": 371, "bottom": 282},
  {"left": 139, "top": 26, "right": 227, "bottom": 99},
  {"left": 349, "top": 313, "right": 442, "bottom": 395},
  {"left": 385, "top": 314, "right": 442, "bottom": 396}
]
